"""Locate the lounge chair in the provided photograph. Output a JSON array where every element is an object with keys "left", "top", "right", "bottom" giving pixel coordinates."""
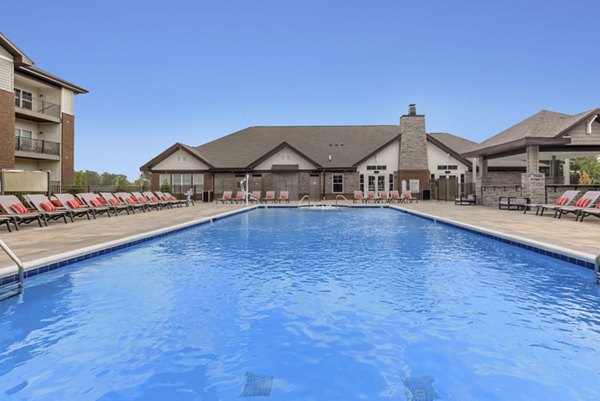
[
  {"left": 577, "top": 202, "right": 600, "bottom": 222},
  {"left": 232, "top": 192, "right": 245, "bottom": 203},
  {"left": 525, "top": 190, "right": 579, "bottom": 216},
  {"left": 155, "top": 191, "right": 188, "bottom": 207},
  {"left": 115, "top": 192, "right": 149, "bottom": 213},
  {"left": 455, "top": 194, "right": 476, "bottom": 206},
  {"left": 366, "top": 191, "right": 379, "bottom": 203},
  {"left": 0, "top": 216, "right": 12, "bottom": 232},
  {"left": 24, "top": 194, "right": 72, "bottom": 224},
  {"left": 556, "top": 191, "right": 600, "bottom": 220},
  {"left": 142, "top": 191, "right": 172, "bottom": 209},
  {"left": 217, "top": 191, "right": 233, "bottom": 204},
  {"left": 0, "top": 195, "right": 44, "bottom": 229},
  {"left": 401, "top": 192, "right": 418, "bottom": 203},
  {"left": 353, "top": 191, "right": 365, "bottom": 203},
  {"left": 380, "top": 192, "right": 390, "bottom": 203},
  {"left": 277, "top": 191, "right": 289, "bottom": 203},
  {"left": 131, "top": 192, "right": 163, "bottom": 211},
  {"left": 249, "top": 191, "right": 261, "bottom": 203},
  {"left": 389, "top": 190, "right": 401, "bottom": 203},
  {"left": 64, "top": 193, "right": 112, "bottom": 217},
  {"left": 93, "top": 193, "right": 132, "bottom": 215},
  {"left": 262, "top": 191, "right": 276, "bottom": 203},
  {"left": 53, "top": 193, "right": 101, "bottom": 219}
]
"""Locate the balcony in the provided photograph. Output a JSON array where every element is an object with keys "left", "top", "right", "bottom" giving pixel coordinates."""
[
  {"left": 14, "top": 136, "right": 60, "bottom": 160},
  {"left": 15, "top": 96, "right": 61, "bottom": 123}
]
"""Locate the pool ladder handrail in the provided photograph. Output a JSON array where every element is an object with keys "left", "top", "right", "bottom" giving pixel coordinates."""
[
  {"left": 335, "top": 194, "right": 352, "bottom": 207},
  {"left": 595, "top": 251, "right": 600, "bottom": 284},
  {"left": 0, "top": 239, "right": 24, "bottom": 301},
  {"left": 298, "top": 195, "right": 311, "bottom": 207}
]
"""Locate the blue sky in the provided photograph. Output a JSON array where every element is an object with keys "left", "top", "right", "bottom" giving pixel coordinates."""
[{"left": 3, "top": 0, "right": 599, "bottom": 180}]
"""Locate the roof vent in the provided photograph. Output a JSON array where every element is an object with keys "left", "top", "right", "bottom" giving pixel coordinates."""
[{"left": 408, "top": 104, "right": 417, "bottom": 115}]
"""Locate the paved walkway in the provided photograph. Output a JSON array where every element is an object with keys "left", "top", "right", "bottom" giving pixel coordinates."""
[{"left": 1, "top": 201, "right": 599, "bottom": 274}]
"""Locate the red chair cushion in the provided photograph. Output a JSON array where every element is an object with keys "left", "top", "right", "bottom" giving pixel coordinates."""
[
  {"left": 151, "top": 196, "right": 159, "bottom": 202},
  {"left": 126, "top": 197, "right": 136, "bottom": 204},
  {"left": 96, "top": 197, "right": 107, "bottom": 205},
  {"left": 575, "top": 198, "right": 591, "bottom": 208},
  {"left": 40, "top": 202, "right": 57, "bottom": 211},
  {"left": 109, "top": 198, "right": 120, "bottom": 206},
  {"left": 66, "top": 200, "right": 80, "bottom": 209},
  {"left": 162, "top": 196, "right": 170, "bottom": 202},
  {"left": 140, "top": 196, "right": 148, "bottom": 203},
  {"left": 51, "top": 199, "right": 63, "bottom": 207},
  {"left": 281, "top": 193, "right": 288, "bottom": 199},
  {"left": 555, "top": 197, "right": 567, "bottom": 205},
  {"left": 10, "top": 203, "right": 28, "bottom": 214},
  {"left": 89, "top": 199, "right": 101, "bottom": 208},
  {"left": 169, "top": 195, "right": 177, "bottom": 201}
]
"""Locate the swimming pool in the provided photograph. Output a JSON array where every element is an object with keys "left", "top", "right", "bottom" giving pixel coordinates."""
[{"left": 1, "top": 208, "right": 599, "bottom": 400}]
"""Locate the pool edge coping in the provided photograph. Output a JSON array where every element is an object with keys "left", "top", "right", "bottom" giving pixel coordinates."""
[
  {"left": 389, "top": 205, "right": 596, "bottom": 269},
  {"left": 0, "top": 205, "right": 258, "bottom": 283}
]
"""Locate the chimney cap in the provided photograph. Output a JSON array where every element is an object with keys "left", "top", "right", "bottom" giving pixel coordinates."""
[{"left": 408, "top": 104, "right": 417, "bottom": 115}]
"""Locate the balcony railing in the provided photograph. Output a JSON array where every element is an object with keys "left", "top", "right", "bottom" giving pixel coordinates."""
[
  {"left": 15, "top": 96, "right": 61, "bottom": 119},
  {"left": 14, "top": 136, "right": 60, "bottom": 156}
]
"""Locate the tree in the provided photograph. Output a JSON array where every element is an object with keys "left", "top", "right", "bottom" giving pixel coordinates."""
[
  {"left": 571, "top": 156, "right": 600, "bottom": 184},
  {"left": 578, "top": 171, "right": 593, "bottom": 185}
]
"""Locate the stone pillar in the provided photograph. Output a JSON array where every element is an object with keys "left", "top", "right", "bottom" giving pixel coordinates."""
[
  {"left": 526, "top": 145, "right": 539, "bottom": 174},
  {"left": 398, "top": 105, "right": 429, "bottom": 197},
  {"left": 471, "top": 157, "right": 477, "bottom": 184},
  {"left": 563, "top": 159, "right": 570, "bottom": 185},
  {"left": 521, "top": 173, "right": 545, "bottom": 204},
  {"left": 474, "top": 156, "right": 489, "bottom": 205}
]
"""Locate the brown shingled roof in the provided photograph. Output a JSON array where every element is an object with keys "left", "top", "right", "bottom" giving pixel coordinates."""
[{"left": 192, "top": 125, "right": 401, "bottom": 169}]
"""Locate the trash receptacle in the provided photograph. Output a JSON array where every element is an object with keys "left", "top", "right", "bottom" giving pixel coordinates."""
[
  {"left": 421, "top": 189, "right": 431, "bottom": 201},
  {"left": 202, "top": 191, "right": 213, "bottom": 202}
]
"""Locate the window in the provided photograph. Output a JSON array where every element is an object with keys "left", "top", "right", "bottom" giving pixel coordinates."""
[
  {"left": 437, "top": 165, "right": 447, "bottom": 170},
  {"left": 389, "top": 174, "right": 394, "bottom": 191},
  {"left": 172, "top": 174, "right": 192, "bottom": 194},
  {"left": 159, "top": 174, "right": 170, "bottom": 188},
  {"left": 368, "top": 176, "right": 375, "bottom": 191},
  {"left": 359, "top": 174, "right": 364, "bottom": 190},
  {"left": 332, "top": 173, "right": 343, "bottom": 193},
  {"left": 437, "top": 164, "right": 457, "bottom": 170},
  {"left": 448, "top": 165, "right": 458, "bottom": 170},
  {"left": 366, "top": 165, "right": 387, "bottom": 170},
  {"left": 193, "top": 174, "right": 204, "bottom": 194},
  {"left": 15, "top": 128, "right": 32, "bottom": 138},
  {"left": 377, "top": 175, "right": 385, "bottom": 192},
  {"left": 14, "top": 88, "right": 33, "bottom": 110}
]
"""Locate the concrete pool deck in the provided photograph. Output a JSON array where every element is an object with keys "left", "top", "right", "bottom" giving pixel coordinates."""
[{"left": 0, "top": 201, "right": 599, "bottom": 276}]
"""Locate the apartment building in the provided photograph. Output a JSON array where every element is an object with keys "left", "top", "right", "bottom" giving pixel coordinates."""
[{"left": 0, "top": 33, "right": 87, "bottom": 187}]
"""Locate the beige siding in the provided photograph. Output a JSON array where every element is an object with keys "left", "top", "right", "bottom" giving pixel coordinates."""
[
  {"left": 426, "top": 141, "right": 470, "bottom": 179},
  {"left": 153, "top": 149, "right": 210, "bottom": 170},
  {"left": 0, "top": 55, "right": 13, "bottom": 92},
  {"left": 254, "top": 147, "right": 317, "bottom": 170},
  {"left": 566, "top": 120, "right": 600, "bottom": 145}
]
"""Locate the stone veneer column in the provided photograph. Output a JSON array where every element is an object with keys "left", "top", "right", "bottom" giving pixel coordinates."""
[
  {"left": 521, "top": 173, "right": 545, "bottom": 204},
  {"left": 0, "top": 89, "right": 15, "bottom": 169},
  {"left": 61, "top": 113, "right": 75, "bottom": 186},
  {"left": 398, "top": 105, "right": 429, "bottom": 196},
  {"left": 474, "top": 156, "right": 489, "bottom": 204},
  {"left": 563, "top": 159, "right": 570, "bottom": 185}
]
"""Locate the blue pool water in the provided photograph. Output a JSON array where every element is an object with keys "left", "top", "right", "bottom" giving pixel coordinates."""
[{"left": 1, "top": 208, "right": 599, "bottom": 400}]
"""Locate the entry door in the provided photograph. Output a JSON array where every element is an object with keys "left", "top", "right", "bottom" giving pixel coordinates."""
[
  {"left": 365, "top": 175, "right": 386, "bottom": 194},
  {"left": 448, "top": 176, "right": 458, "bottom": 199},
  {"left": 309, "top": 175, "right": 320, "bottom": 202},
  {"left": 273, "top": 172, "right": 298, "bottom": 201}
]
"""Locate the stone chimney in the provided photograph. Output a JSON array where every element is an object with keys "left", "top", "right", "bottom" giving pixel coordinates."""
[{"left": 397, "top": 104, "right": 429, "bottom": 196}]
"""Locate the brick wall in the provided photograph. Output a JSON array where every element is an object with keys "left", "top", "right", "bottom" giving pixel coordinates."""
[
  {"left": 0, "top": 89, "right": 15, "bottom": 168},
  {"left": 61, "top": 113, "right": 75, "bottom": 185}
]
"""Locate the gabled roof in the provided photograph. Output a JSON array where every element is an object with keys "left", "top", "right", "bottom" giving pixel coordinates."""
[
  {"left": 192, "top": 125, "right": 402, "bottom": 169},
  {"left": 463, "top": 109, "right": 600, "bottom": 158},
  {"left": 140, "top": 142, "right": 214, "bottom": 171},
  {"left": 427, "top": 133, "right": 475, "bottom": 166},
  {"left": 0, "top": 32, "right": 88, "bottom": 94}
]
